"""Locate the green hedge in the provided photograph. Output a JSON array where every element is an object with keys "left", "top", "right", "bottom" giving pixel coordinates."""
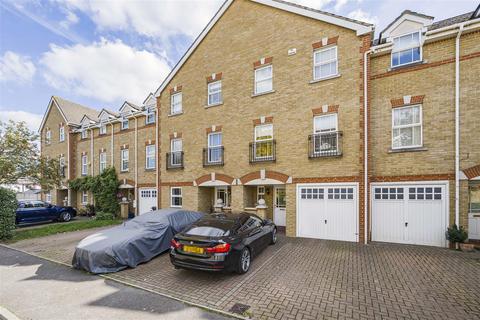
[{"left": 0, "top": 187, "right": 17, "bottom": 240}]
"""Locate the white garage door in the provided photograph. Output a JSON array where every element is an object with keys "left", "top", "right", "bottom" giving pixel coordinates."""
[
  {"left": 139, "top": 188, "right": 157, "bottom": 215},
  {"left": 297, "top": 184, "right": 358, "bottom": 242},
  {"left": 372, "top": 183, "right": 448, "bottom": 247}
]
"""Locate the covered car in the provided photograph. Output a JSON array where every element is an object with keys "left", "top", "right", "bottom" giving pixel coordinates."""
[{"left": 72, "top": 208, "right": 204, "bottom": 274}]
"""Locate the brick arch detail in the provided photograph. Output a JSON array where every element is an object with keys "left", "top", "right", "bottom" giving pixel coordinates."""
[
  {"left": 240, "top": 170, "right": 289, "bottom": 185},
  {"left": 119, "top": 178, "right": 135, "bottom": 186},
  {"left": 195, "top": 173, "right": 235, "bottom": 186},
  {"left": 463, "top": 164, "right": 480, "bottom": 180}
]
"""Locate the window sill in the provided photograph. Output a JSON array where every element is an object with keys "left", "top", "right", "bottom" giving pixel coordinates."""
[
  {"left": 388, "top": 146, "right": 428, "bottom": 153},
  {"left": 120, "top": 170, "right": 129, "bottom": 173},
  {"left": 168, "top": 112, "right": 183, "bottom": 118},
  {"left": 205, "top": 102, "right": 223, "bottom": 108},
  {"left": 170, "top": 206, "right": 182, "bottom": 208},
  {"left": 388, "top": 60, "right": 426, "bottom": 72},
  {"left": 309, "top": 74, "right": 341, "bottom": 84},
  {"left": 251, "top": 90, "right": 276, "bottom": 98},
  {"left": 145, "top": 122, "right": 156, "bottom": 126},
  {"left": 145, "top": 168, "right": 155, "bottom": 171}
]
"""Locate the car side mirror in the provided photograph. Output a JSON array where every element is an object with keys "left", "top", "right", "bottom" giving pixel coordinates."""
[{"left": 47, "top": 203, "right": 53, "bottom": 208}]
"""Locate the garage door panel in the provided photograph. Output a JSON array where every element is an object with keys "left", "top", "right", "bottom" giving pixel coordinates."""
[
  {"left": 139, "top": 188, "right": 157, "bottom": 215},
  {"left": 325, "top": 200, "right": 357, "bottom": 242},
  {"left": 372, "top": 200, "right": 405, "bottom": 244},
  {"left": 407, "top": 200, "right": 445, "bottom": 246},
  {"left": 297, "top": 185, "right": 358, "bottom": 242},
  {"left": 372, "top": 183, "right": 447, "bottom": 247}
]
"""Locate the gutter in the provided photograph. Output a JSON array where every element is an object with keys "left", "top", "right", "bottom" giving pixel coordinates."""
[{"left": 455, "top": 23, "right": 464, "bottom": 227}]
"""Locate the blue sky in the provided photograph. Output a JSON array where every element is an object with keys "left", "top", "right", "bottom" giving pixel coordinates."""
[{"left": 0, "top": 0, "right": 477, "bottom": 131}]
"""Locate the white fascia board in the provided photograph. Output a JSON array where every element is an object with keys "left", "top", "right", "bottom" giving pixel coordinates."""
[
  {"left": 382, "top": 14, "right": 433, "bottom": 40},
  {"left": 38, "top": 97, "right": 69, "bottom": 133},
  {"left": 154, "top": 0, "right": 234, "bottom": 97},
  {"left": 252, "top": 0, "right": 373, "bottom": 35}
]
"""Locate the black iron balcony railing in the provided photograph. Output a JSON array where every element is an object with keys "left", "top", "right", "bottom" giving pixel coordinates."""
[
  {"left": 203, "top": 146, "right": 224, "bottom": 166},
  {"left": 166, "top": 151, "right": 184, "bottom": 169},
  {"left": 249, "top": 140, "right": 276, "bottom": 163},
  {"left": 308, "top": 131, "right": 343, "bottom": 158}
]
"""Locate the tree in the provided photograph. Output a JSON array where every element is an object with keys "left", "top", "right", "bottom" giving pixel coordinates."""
[{"left": 0, "top": 120, "right": 62, "bottom": 190}]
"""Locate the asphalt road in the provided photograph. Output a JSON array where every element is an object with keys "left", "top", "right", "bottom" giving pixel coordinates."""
[{"left": 0, "top": 246, "right": 232, "bottom": 320}]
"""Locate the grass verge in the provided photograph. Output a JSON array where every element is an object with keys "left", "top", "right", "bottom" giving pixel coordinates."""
[{"left": 3, "top": 219, "right": 122, "bottom": 243}]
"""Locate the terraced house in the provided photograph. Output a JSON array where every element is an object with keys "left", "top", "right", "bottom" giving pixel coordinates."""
[{"left": 40, "top": 0, "right": 480, "bottom": 247}]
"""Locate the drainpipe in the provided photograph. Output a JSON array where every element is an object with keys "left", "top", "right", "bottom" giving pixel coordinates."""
[
  {"left": 455, "top": 24, "right": 464, "bottom": 227},
  {"left": 134, "top": 116, "right": 138, "bottom": 216},
  {"left": 67, "top": 126, "right": 71, "bottom": 206},
  {"left": 111, "top": 122, "right": 114, "bottom": 167},
  {"left": 363, "top": 49, "right": 372, "bottom": 244},
  {"left": 155, "top": 105, "right": 159, "bottom": 210}
]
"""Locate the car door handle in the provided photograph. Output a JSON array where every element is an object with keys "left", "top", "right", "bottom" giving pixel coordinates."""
[{"left": 405, "top": 222, "right": 408, "bottom": 227}]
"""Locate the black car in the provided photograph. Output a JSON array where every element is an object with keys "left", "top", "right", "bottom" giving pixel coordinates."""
[
  {"left": 169, "top": 212, "right": 277, "bottom": 274},
  {"left": 16, "top": 200, "right": 77, "bottom": 224}
]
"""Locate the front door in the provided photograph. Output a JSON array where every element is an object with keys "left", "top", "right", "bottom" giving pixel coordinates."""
[{"left": 274, "top": 186, "right": 286, "bottom": 226}]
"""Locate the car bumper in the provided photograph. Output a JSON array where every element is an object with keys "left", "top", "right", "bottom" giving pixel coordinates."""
[{"left": 169, "top": 249, "right": 238, "bottom": 272}]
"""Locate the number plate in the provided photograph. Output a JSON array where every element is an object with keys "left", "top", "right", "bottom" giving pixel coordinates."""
[{"left": 183, "top": 245, "right": 204, "bottom": 254}]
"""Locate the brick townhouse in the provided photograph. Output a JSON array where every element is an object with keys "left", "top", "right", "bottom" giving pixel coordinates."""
[{"left": 39, "top": 0, "right": 480, "bottom": 247}]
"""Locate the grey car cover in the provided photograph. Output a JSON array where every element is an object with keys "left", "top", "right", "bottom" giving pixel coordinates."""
[{"left": 72, "top": 208, "right": 204, "bottom": 273}]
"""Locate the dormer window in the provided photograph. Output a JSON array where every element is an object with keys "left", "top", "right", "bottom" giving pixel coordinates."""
[
  {"left": 59, "top": 126, "right": 65, "bottom": 142},
  {"left": 391, "top": 31, "right": 421, "bottom": 67},
  {"left": 121, "top": 117, "right": 129, "bottom": 130},
  {"left": 146, "top": 106, "right": 156, "bottom": 124},
  {"left": 100, "top": 124, "right": 107, "bottom": 135}
]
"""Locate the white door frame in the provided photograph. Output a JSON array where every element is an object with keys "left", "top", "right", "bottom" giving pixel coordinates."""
[
  {"left": 274, "top": 185, "right": 286, "bottom": 226},
  {"left": 296, "top": 182, "right": 359, "bottom": 240},
  {"left": 370, "top": 180, "right": 449, "bottom": 247}
]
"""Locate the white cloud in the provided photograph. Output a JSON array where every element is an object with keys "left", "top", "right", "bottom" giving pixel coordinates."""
[
  {"left": 39, "top": 38, "right": 170, "bottom": 103},
  {"left": 347, "top": 8, "right": 379, "bottom": 25},
  {"left": 0, "top": 51, "right": 36, "bottom": 84},
  {"left": 55, "top": 0, "right": 223, "bottom": 39},
  {"left": 59, "top": 10, "right": 79, "bottom": 30},
  {"left": 0, "top": 110, "right": 43, "bottom": 132}
]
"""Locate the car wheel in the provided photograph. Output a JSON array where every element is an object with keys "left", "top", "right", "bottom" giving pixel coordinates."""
[
  {"left": 61, "top": 212, "right": 72, "bottom": 222},
  {"left": 270, "top": 228, "right": 277, "bottom": 245},
  {"left": 237, "top": 247, "right": 251, "bottom": 274}
]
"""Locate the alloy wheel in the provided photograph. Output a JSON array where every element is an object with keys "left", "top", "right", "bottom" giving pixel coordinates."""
[
  {"left": 241, "top": 249, "right": 250, "bottom": 272},
  {"left": 63, "top": 212, "right": 71, "bottom": 222}
]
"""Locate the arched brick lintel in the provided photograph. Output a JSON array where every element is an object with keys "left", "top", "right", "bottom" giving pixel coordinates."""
[
  {"left": 240, "top": 170, "right": 289, "bottom": 185},
  {"left": 463, "top": 164, "right": 480, "bottom": 180},
  {"left": 195, "top": 173, "right": 235, "bottom": 186}
]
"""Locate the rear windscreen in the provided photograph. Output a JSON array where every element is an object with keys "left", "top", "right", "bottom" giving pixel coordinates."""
[{"left": 184, "top": 226, "right": 231, "bottom": 237}]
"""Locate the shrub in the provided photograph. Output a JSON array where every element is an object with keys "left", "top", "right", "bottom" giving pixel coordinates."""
[
  {"left": 85, "top": 204, "right": 96, "bottom": 216},
  {"left": 446, "top": 224, "right": 468, "bottom": 244},
  {"left": 95, "top": 211, "right": 115, "bottom": 220},
  {"left": 0, "top": 187, "right": 18, "bottom": 240}
]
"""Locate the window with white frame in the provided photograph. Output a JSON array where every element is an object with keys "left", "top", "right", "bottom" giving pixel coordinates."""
[
  {"left": 100, "top": 124, "right": 107, "bottom": 135},
  {"left": 313, "top": 46, "right": 338, "bottom": 80},
  {"left": 170, "top": 187, "right": 182, "bottom": 207},
  {"left": 257, "top": 186, "right": 266, "bottom": 202},
  {"left": 99, "top": 152, "right": 107, "bottom": 172},
  {"left": 254, "top": 124, "right": 273, "bottom": 159},
  {"left": 392, "top": 105, "right": 422, "bottom": 149},
  {"left": 207, "top": 132, "right": 222, "bottom": 163},
  {"left": 208, "top": 81, "right": 222, "bottom": 106},
  {"left": 170, "top": 138, "right": 182, "bottom": 166},
  {"left": 313, "top": 113, "right": 338, "bottom": 153},
  {"left": 170, "top": 93, "right": 182, "bottom": 115},
  {"left": 45, "top": 130, "right": 51, "bottom": 144},
  {"left": 59, "top": 126, "right": 65, "bottom": 142},
  {"left": 145, "top": 144, "right": 155, "bottom": 169},
  {"left": 391, "top": 31, "right": 421, "bottom": 67},
  {"left": 81, "top": 155, "right": 88, "bottom": 175},
  {"left": 81, "top": 129, "right": 88, "bottom": 139},
  {"left": 254, "top": 65, "right": 273, "bottom": 94},
  {"left": 146, "top": 106, "right": 156, "bottom": 124},
  {"left": 121, "top": 149, "right": 129, "bottom": 171},
  {"left": 45, "top": 192, "right": 52, "bottom": 203},
  {"left": 82, "top": 191, "right": 88, "bottom": 204},
  {"left": 59, "top": 156, "right": 66, "bottom": 177},
  {"left": 121, "top": 118, "right": 129, "bottom": 130},
  {"left": 215, "top": 186, "right": 231, "bottom": 207}
]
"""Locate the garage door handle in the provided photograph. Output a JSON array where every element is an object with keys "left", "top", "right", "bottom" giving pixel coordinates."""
[{"left": 405, "top": 222, "right": 408, "bottom": 227}]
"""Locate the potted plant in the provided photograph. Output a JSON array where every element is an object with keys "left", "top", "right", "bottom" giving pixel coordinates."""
[{"left": 446, "top": 224, "right": 472, "bottom": 251}]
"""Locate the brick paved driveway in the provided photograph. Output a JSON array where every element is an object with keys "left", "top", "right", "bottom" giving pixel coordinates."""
[{"left": 7, "top": 228, "right": 480, "bottom": 320}]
